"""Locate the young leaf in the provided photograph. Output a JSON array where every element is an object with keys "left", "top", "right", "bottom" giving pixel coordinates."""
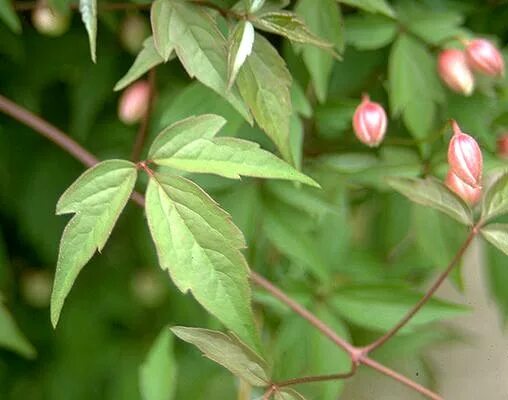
[
  {"left": 155, "top": 0, "right": 252, "bottom": 123},
  {"left": 0, "top": 0, "right": 21, "bottom": 33},
  {"left": 253, "top": 11, "right": 334, "bottom": 49},
  {"left": 0, "top": 300, "right": 36, "bottom": 358},
  {"left": 152, "top": 137, "right": 319, "bottom": 187},
  {"left": 139, "top": 327, "right": 177, "bottom": 400},
  {"left": 331, "top": 285, "right": 468, "bottom": 334},
  {"left": 151, "top": 0, "right": 174, "bottom": 61},
  {"left": 227, "top": 21, "right": 255, "bottom": 90},
  {"left": 481, "top": 224, "right": 508, "bottom": 257},
  {"left": 337, "top": 0, "right": 395, "bottom": 18},
  {"left": 50, "top": 160, "right": 137, "bottom": 328},
  {"left": 295, "top": 0, "right": 343, "bottom": 103},
  {"left": 79, "top": 0, "right": 97, "bottom": 63},
  {"left": 145, "top": 173, "right": 258, "bottom": 349},
  {"left": 171, "top": 326, "right": 269, "bottom": 386},
  {"left": 237, "top": 34, "right": 293, "bottom": 162},
  {"left": 114, "top": 37, "right": 166, "bottom": 91},
  {"left": 482, "top": 173, "right": 508, "bottom": 222},
  {"left": 388, "top": 177, "right": 473, "bottom": 226}
]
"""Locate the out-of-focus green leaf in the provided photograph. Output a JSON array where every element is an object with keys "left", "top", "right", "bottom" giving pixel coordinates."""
[
  {"left": 51, "top": 160, "right": 137, "bottom": 327},
  {"left": 338, "top": 0, "right": 395, "bottom": 17},
  {"left": 295, "top": 0, "right": 344, "bottom": 103},
  {"left": 331, "top": 284, "right": 468, "bottom": 334},
  {"left": 482, "top": 224, "right": 508, "bottom": 257},
  {"left": 145, "top": 173, "right": 258, "bottom": 349},
  {"left": 0, "top": 300, "right": 36, "bottom": 358},
  {"left": 79, "top": 0, "right": 97, "bottom": 62},
  {"left": 291, "top": 82, "right": 312, "bottom": 118},
  {"left": 487, "top": 241, "right": 508, "bottom": 325},
  {"left": 274, "top": 389, "right": 307, "bottom": 400},
  {"left": 139, "top": 327, "right": 177, "bottom": 400},
  {"left": 227, "top": 21, "right": 255, "bottom": 89},
  {"left": 115, "top": 37, "right": 165, "bottom": 91},
  {"left": 253, "top": 11, "right": 334, "bottom": 49},
  {"left": 0, "top": 0, "right": 21, "bottom": 33},
  {"left": 482, "top": 173, "right": 508, "bottom": 222},
  {"left": 152, "top": 0, "right": 252, "bottom": 122},
  {"left": 388, "top": 177, "right": 473, "bottom": 225},
  {"left": 171, "top": 326, "right": 269, "bottom": 386},
  {"left": 237, "top": 34, "right": 293, "bottom": 162},
  {"left": 344, "top": 15, "right": 397, "bottom": 50}
]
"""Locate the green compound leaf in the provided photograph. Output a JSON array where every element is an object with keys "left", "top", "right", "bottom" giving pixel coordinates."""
[
  {"left": 145, "top": 173, "right": 259, "bottom": 349},
  {"left": 51, "top": 160, "right": 137, "bottom": 328},
  {"left": 171, "top": 326, "right": 269, "bottom": 386},
  {"left": 237, "top": 34, "right": 293, "bottom": 162},
  {"left": 388, "top": 177, "right": 473, "bottom": 226},
  {"left": 139, "top": 327, "right": 177, "bottom": 400},
  {"left": 149, "top": 115, "right": 319, "bottom": 187}
]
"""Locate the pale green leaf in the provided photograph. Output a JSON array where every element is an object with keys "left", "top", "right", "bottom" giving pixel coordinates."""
[
  {"left": 0, "top": 0, "right": 21, "bottom": 33},
  {"left": 171, "top": 326, "right": 269, "bottom": 386},
  {"left": 482, "top": 224, "right": 508, "bottom": 257},
  {"left": 249, "top": 0, "right": 266, "bottom": 13},
  {"left": 388, "top": 177, "right": 473, "bottom": 226},
  {"left": 331, "top": 285, "right": 468, "bottom": 334},
  {"left": 227, "top": 21, "right": 255, "bottom": 90},
  {"left": 115, "top": 37, "right": 166, "bottom": 91},
  {"left": 51, "top": 160, "right": 137, "bottom": 327},
  {"left": 482, "top": 173, "right": 508, "bottom": 222},
  {"left": 295, "top": 0, "right": 343, "bottom": 103},
  {"left": 338, "top": 0, "right": 395, "bottom": 18},
  {"left": 139, "top": 327, "right": 177, "bottom": 400},
  {"left": 161, "top": 0, "right": 252, "bottom": 122},
  {"left": 0, "top": 301, "right": 36, "bottom": 358},
  {"left": 79, "top": 0, "right": 97, "bottom": 63},
  {"left": 274, "top": 389, "right": 307, "bottom": 400},
  {"left": 237, "top": 34, "right": 293, "bottom": 162},
  {"left": 145, "top": 173, "right": 258, "bottom": 349},
  {"left": 253, "top": 11, "right": 334, "bottom": 49},
  {"left": 344, "top": 14, "right": 397, "bottom": 50},
  {"left": 150, "top": 0, "right": 174, "bottom": 61},
  {"left": 153, "top": 137, "right": 319, "bottom": 187}
]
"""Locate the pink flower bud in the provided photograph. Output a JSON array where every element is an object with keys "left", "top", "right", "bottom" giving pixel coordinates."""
[
  {"left": 352, "top": 94, "right": 387, "bottom": 147},
  {"left": 118, "top": 81, "right": 151, "bottom": 125},
  {"left": 438, "top": 49, "right": 475, "bottom": 96},
  {"left": 497, "top": 134, "right": 508, "bottom": 159},
  {"left": 465, "top": 39, "right": 505, "bottom": 77},
  {"left": 446, "top": 170, "right": 482, "bottom": 205},
  {"left": 447, "top": 120, "right": 483, "bottom": 188}
]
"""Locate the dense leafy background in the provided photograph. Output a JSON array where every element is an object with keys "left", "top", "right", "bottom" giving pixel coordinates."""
[{"left": 2, "top": 0, "right": 508, "bottom": 399}]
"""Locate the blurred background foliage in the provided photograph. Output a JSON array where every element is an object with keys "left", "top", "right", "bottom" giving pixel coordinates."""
[{"left": 1, "top": 0, "right": 508, "bottom": 399}]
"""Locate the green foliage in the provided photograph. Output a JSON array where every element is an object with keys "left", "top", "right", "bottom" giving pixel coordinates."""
[
  {"left": 0, "top": 299, "right": 36, "bottom": 358},
  {"left": 482, "top": 173, "right": 508, "bottom": 223},
  {"left": 79, "top": 0, "right": 97, "bottom": 62},
  {"left": 0, "top": 0, "right": 20, "bottom": 33}
]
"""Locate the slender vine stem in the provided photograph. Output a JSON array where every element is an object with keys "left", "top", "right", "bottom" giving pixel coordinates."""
[
  {"left": 275, "top": 365, "right": 357, "bottom": 388},
  {"left": 0, "top": 92, "right": 451, "bottom": 400},
  {"left": 363, "top": 226, "right": 478, "bottom": 354},
  {"left": 130, "top": 68, "right": 156, "bottom": 162}
]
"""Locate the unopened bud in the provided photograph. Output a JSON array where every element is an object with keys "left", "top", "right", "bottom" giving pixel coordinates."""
[
  {"left": 448, "top": 120, "right": 483, "bottom": 188},
  {"left": 465, "top": 39, "right": 505, "bottom": 77},
  {"left": 446, "top": 170, "right": 481, "bottom": 205},
  {"left": 118, "top": 81, "right": 151, "bottom": 125},
  {"left": 352, "top": 94, "right": 387, "bottom": 147},
  {"left": 32, "top": 3, "right": 69, "bottom": 37},
  {"left": 438, "top": 49, "right": 474, "bottom": 96},
  {"left": 497, "top": 134, "right": 508, "bottom": 159},
  {"left": 119, "top": 14, "right": 150, "bottom": 55}
]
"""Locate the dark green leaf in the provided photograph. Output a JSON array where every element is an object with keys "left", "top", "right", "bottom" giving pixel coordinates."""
[
  {"left": 331, "top": 285, "right": 468, "bottom": 334},
  {"left": 115, "top": 37, "right": 165, "bottom": 91},
  {"left": 171, "top": 326, "right": 269, "bottom": 386},
  {"left": 295, "top": 0, "right": 343, "bottom": 102},
  {"left": 338, "top": 0, "right": 395, "bottom": 17},
  {"left": 139, "top": 327, "right": 177, "bottom": 400},
  {"left": 482, "top": 224, "right": 508, "bottom": 257},
  {"left": 145, "top": 173, "right": 258, "bottom": 348},
  {"left": 388, "top": 177, "right": 473, "bottom": 225},
  {"left": 253, "top": 11, "right": 334, "bottom": 49},
  {"left": 0, "top": 0, "right": 21, "bottom": 33},
  {"left": 51, "top": 160, "right": 137, "bottom": 327},
  {"left": 0, "top": 300, "right": 36, "bottom": 358},
  {"left": 237, "top": 34, "right": 293, "bottom": 162},
  {"left": 79, "top": 0, "right": 97, "bottom": 62}
]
